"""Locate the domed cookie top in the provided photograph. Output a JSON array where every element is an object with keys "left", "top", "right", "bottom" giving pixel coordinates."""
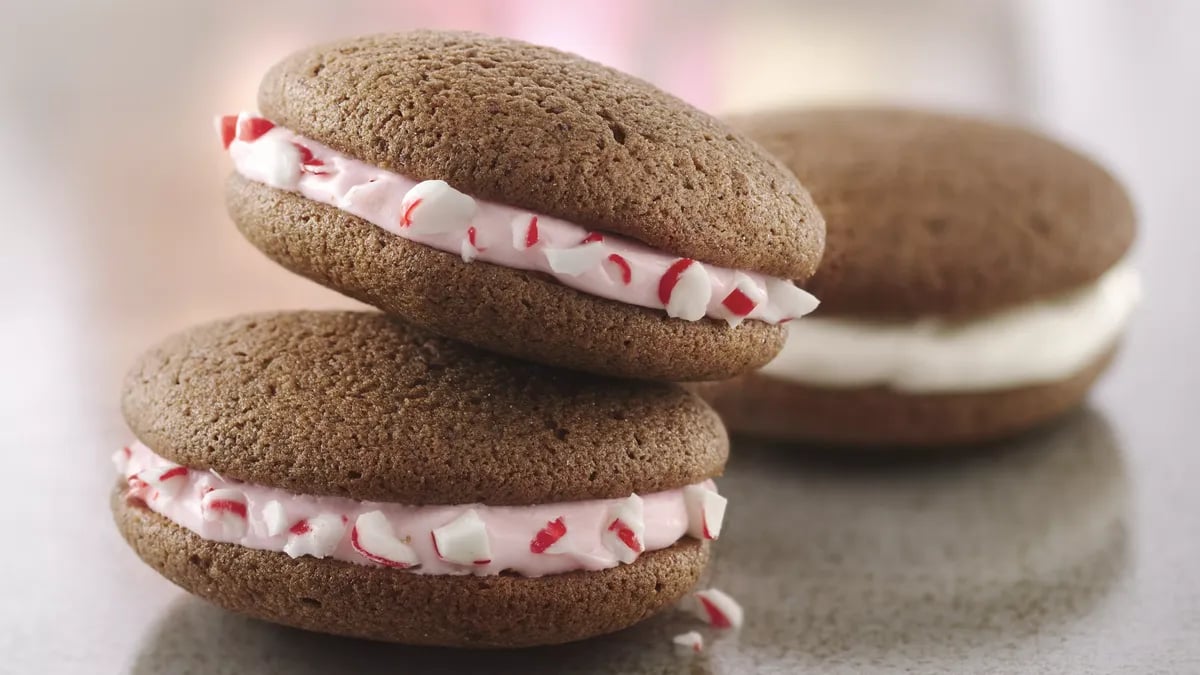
[
  {"left": 218, "top": 31, "right": 824, "bottom": 381},
  {"left": 257, "top": 31, "right": 823, "bottom": 280},
  {"left": 728, "top": 107, "right": 1135, "bottom": 318},
  {"left": 122, "top": 312, "right": 727, "bottom": 506}
]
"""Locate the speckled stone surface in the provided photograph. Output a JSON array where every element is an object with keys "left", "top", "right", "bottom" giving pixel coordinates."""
[{"left": 124, "top": 410, "right": 1135, "bottom": 673}]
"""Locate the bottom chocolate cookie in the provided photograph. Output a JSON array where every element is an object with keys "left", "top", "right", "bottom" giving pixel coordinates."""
[
  {"left": 114, "top": 490, "right": 708, "bottom": 648},
  {"left": 696, "top": 352, "right": 1114, "bottom": 448}
]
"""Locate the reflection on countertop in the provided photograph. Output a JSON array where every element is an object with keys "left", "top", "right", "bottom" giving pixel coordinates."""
[{"left": 129, "top": 408, "right": 1127, "bottom": 674}]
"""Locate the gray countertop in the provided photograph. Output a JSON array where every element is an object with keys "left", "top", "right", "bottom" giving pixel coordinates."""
[
  {"left": 125, "top": 411, "right": 1138, "bottom": 674},
  {"left": 2, "top": 1, "right": 1198, "bottom": 673}
]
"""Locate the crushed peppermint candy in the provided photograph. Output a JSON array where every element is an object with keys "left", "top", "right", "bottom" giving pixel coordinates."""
[
  {"left": 219, "top": 116, "right": 821, "bottom": 326},
  {"left": 693, "top": 588, "right": 744, "bottom": 629},
  {"left": 672, "top": 630, "right": 705, "bottom": 653}
]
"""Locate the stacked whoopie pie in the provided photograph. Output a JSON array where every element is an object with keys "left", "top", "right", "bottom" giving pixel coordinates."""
[
  {"left": 702, "top": 107, "right": 1139, "bottom": 447},
  {"left": 112, "top": 32, "right": 825, "bottom": 647}
]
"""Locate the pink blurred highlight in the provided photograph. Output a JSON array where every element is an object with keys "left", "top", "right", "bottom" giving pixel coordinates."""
[{"left": 388, "top": 0, "right": 720, "bottom": 106}]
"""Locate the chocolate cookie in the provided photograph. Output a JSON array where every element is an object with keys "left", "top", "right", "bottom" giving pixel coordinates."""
[
  {"left": 697, "top": 349, "right": 1115, "bottom": 447},
  {"left": 732, "top": 106, "right": 1135, "bottom": 318},
  {"left": 114, "top": 494, "right": 708, "bottom": 648},
  {"left": 113, "top": 311, "right": 731, "bottom": 646},
  {"left": 701, "top": 107, "right": 1139, "bottom": 447},
  {"left": 218, "top": 31, "right": 823, "bottom": 380}
]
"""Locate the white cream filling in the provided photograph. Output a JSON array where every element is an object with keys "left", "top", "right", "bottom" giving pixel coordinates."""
[{"left": 760, "top": 261, "right": 1140, "bottom": 393}]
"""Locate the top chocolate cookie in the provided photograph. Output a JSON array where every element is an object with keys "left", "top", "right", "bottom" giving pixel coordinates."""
[
  {"left": 729, "top": 107, "right": 1135, "bottom": 318},
  {"left": 221, "top": 32, "right": 824, "bottom": 381},
  {"left": 259, "top": 32, "right": 822, "bottom": 279}
]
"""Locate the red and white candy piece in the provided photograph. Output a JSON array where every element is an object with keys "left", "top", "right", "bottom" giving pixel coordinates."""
[
  {"left": 659, "top": 259, "right": 712, "bottom": 321},
  {"left": 529, "top": 517, "right": 568, "bottom": 554},
  {"left": 112, "top": 446, "right": 132, "bottom": 474},
  {"left": 290, "top": 142, "right": 329, "bottom": 175},
  {"left": 215, "top": 115, "right": 238, "bottom": 149},
  {"left": 511, "top": 214, "right": 540, "bottom": 249},
  {"left": 201, "top": 488, "right": 248, "bottom": 539},
  {"left": 138, "top": 464, "right": 189, "bottom": 500},
  {"left": 545, "top": 240, "right": 607, "bottom": 276},
  {"left": 461, "top": 226, "right": 483, "bottom": 263},
  {"left": 194, "top": 474, "right": 218, "bottom": 497},
  {"left": 765, "top": 277, "right": 819, "bottom": 322},
  {"left": 603, "top": 254, "right": 633, "bottom": 285},
  {"left": 261, "top": 500, "right": 289, "bottom": 537},
  {"left": 399, "top": 180, "right": 478, "bottom": 236},
  {"left": 693, "top": 588, "right": 744, "bottom": 629},
  {"left": 244, "top": 133, "right": 302, "bottom": 190},
  {"left": 352, "top": 510, "right": 420, "bottom": 568},
  {"left": 683, "top": 484, "right": 727, "bottom": 540},
  {"left": 234, "top": 112, "right": 275, "bottom": 143},
  {"left": 716, "top": 272, "right": 767, "bottom": 327},
  {"left": 672, "top": 631, "right": 704, "bottom": 653},
  {"left": 283, "top": 513, "right": 346, "bottom": 559},
  {"left": 602, "top": 494, "right": 645, "bottom": 564},
  {"left": 431, "top": 510, "right": 491, "bottom": 565}
]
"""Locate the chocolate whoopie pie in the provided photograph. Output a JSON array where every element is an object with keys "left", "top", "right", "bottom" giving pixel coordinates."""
[
  {"left": 113, "top": 312, "right": 730, "bottom": 647},
  {"left": 701, "top": 107, "right": 1139, "bottom": 446},
  {"left": 218, "top": 31, "right": 823, "bottom": 381}
]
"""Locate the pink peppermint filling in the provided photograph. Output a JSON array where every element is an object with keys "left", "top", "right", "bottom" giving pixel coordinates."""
[
  {"left": 218, "top": 113, "right": 819, "bottom": 326},
  {"left": 116, "top": 441, "right": 726, "bottom": 578}
]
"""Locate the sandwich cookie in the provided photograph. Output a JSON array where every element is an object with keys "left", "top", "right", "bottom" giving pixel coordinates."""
[
  {"left": 113, "top": 312, "right": 730, "bottom": 647},
  {"left": 220, "top": 31, "right": 823, "bottom": 381},
  {"left": 703, "top": 107, "right": 1139, "bottom": 446}
]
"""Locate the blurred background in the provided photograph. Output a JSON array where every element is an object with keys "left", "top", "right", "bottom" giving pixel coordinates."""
[
  {"left": 3, "top": 0, "right": 1196, "bottom": 425},
  {"left": 2, "top": 1, "right": 1198, "bottom": 672}
]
